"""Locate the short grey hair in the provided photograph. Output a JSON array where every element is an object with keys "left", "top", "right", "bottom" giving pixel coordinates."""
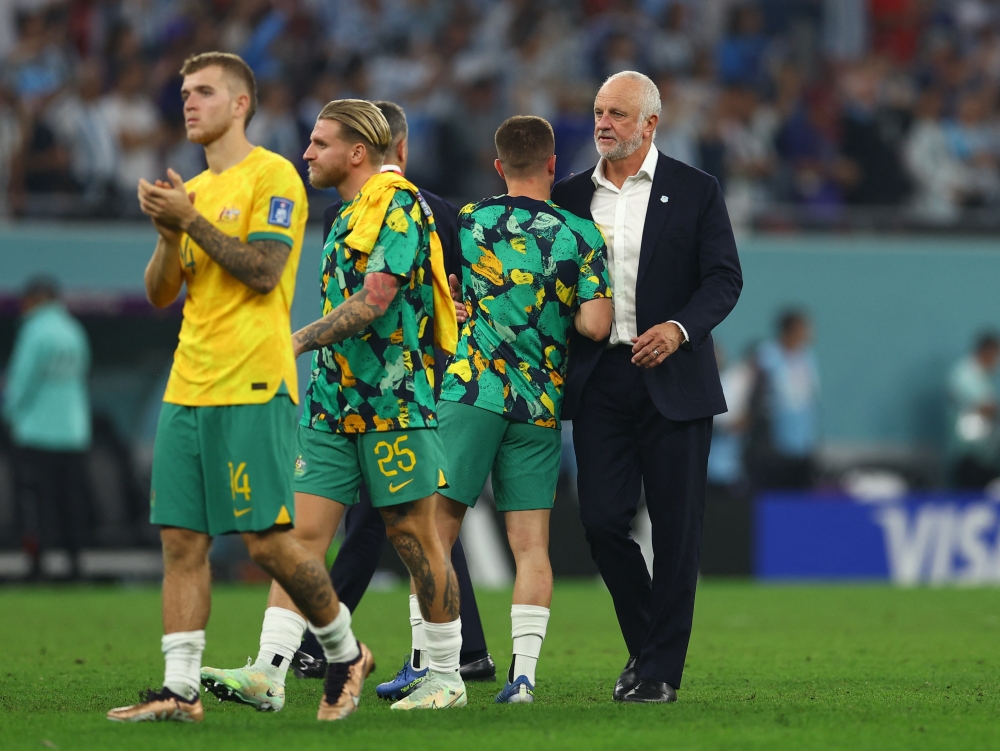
[{"left": 602, "top": 70, "right": 661, "bottom": 122}]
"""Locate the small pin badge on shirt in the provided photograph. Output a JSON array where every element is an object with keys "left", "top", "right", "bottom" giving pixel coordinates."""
[{"left": 660, "top": 195, "right": 669, "bottom": 203}]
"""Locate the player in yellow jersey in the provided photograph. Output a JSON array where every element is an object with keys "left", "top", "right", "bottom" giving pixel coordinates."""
[{"left": 107, "top": 53, "right": 371, "bottom": 725}]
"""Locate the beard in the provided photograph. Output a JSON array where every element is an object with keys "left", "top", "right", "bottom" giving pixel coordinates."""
[
  {"left": 594, "top": 123, "right": 644, "bottom": 161},
  {"left": 307, "top": 160, "right": 348, "bottom": 190}
]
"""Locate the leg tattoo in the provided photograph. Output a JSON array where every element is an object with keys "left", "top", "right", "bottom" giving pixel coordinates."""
[
  {"left": 390, "top": 531, "right": 436, "bottom": 617},
  {"left": 280, "top": 559, "right": 333, "bottom": 620},
  {"left": 380, "top": 502, "right": 414, "bottom": 527},
  {"left": 442, "top": 561, "right": 460, "bottom": 620}
]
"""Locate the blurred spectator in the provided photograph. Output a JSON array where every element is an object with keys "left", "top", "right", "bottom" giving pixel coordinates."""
[
  {"left": 823, "top": 0, "right": 868, "bottom": 63},
  {"left": 941, "top": 88, "right": 1000, "bottom": 207},
  {"left": 707, "top": 343, "right": 757, "bottom": 496},
  {"left": 774, "top": 87, "right": 854, "bottom": 215},
  {"left": 159, "top": 118, "right": 206, "bottom": 185},
  {"left": 653, "top": 72, "right": 700, "bottom": 169},
  {"left": 947, "top": 331, "right": 1000, "bottom": 489},
  {"left": 648, "top": 2, "right": 696, "bottom": 74},
  {"left": 100, "top": 64, "right": 161, "bottom": 212},
  {"left": 246, "top": 80, "right": 301, "bottom": 163},
  {"left": 0, "top": 82, "right": 21, "bottom": 216},
  {"left": 750, "top": 309, "right": 821, "bottom": 490},
  {"left": 839, "top": 61, "right": 912, "bottom": 205},
  {"left": 19, "top": 100, "right": 75, "bottom": 199},
  {"left": 1, "top": 8, "right": 72, "bottom": 106},
  {"left": 297, "top": 72, "right": 343, "bottom": 131},
  {"left": 2, "top": 277, "right": 91, "bottom": 580},
  {"left": 904, "top": 86, "right": 965, "bottom": 222},
  {"left": 706, "top": 84, "right": 778, "bottom": 225},
  {"left": 716, "top": 4, "right": 769, "bottom": 89},
  {"left": 45, "top": 58, "right": 117, "bottom": 213},
  {"left": 870, "top": 0, "right": 925, "bottom": 66},
  {"left": 439, "top": 70, "right": 505, "bottom": 199}
]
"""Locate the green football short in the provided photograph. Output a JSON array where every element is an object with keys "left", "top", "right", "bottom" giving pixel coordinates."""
[
  {"left": 293, "top": 425, "right": 447, "bottom": 507},
  {"left": 150, "top": 397, "right": 297, "bottom": 535},
  {"left": 436, "top": 400, "right": 561, "bottom": 512}
]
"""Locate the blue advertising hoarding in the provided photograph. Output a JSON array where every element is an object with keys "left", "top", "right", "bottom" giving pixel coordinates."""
[{"left": 755, "top": 493, "right": 1000, "bottom": 584}]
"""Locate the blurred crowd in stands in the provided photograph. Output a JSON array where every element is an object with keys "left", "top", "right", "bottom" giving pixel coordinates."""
[{"left": 6, "top": 0, "right": 1000, "bottom": 224}]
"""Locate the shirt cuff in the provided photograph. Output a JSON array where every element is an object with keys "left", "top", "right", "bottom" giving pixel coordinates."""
[{"left": 667, "top": 320, "right": 689, "bottom": 343}]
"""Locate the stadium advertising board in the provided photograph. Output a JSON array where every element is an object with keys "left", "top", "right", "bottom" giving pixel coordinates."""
[{"left": 755, "top": 493, "right": 1000, "bottom": 584}]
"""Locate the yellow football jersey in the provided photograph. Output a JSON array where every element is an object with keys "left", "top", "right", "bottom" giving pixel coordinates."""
[{"left": 162, "top": 146, "right": 308, "bottom": 406}]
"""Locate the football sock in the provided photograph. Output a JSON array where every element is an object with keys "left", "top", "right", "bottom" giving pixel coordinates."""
[
  {"left": 254, "top": 607, "right": 307, "bottom": 686},
  {"left": 309, "top": 604, "right": 360, "bottom": 664},
  {"left": 509, "top": 604, "right": 550, "bottom": 685},
  {"left": 409, "top": 594, "right": 426, "bottom": 670},
  {"left": 424, "top": 617, "right": 462, "bottom": 680},
  {"left": 162, "top": 629, "right": 205, "bottom": 701}
]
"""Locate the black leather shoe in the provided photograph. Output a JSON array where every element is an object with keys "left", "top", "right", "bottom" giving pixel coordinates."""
[
  {"left": 291, "top": 649, "right": 327, "bottom": 679},
  {"left": 622, "top": 678, "right": 677, "bottom": 703},
  {"left": 613, "top": 655, "right": 639, "bottom": 701},
  {"left": 459, "top": 654, "right": 496, "bottom": 682}
]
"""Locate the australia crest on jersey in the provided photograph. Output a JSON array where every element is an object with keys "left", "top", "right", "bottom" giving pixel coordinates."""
[{"left": 218, "top": 206, "right": 241, "bottom": 223}]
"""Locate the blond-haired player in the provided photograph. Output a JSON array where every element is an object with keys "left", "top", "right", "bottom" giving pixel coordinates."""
[
  {"left": 202, "top": 99, "right": 467, "bottom": 712},
  {"left": 107, "top": 53, "right": 369, "bottom": 724}
]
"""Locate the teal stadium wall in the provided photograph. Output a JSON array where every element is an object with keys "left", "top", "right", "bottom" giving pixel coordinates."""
[{"left": 2, "top": 223, "right": 999, "bottom": 449}]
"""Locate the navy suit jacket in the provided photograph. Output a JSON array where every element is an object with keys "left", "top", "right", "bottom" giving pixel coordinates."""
[
  {"left": 551, "top": 152, "right": 742, "bottom": 422},
  {"left": 322, "top": 187, "right": 462, "bottom": 278}
]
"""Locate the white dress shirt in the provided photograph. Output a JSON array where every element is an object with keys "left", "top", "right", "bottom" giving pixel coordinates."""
[{"left": 590, "top": 146, "right": 688, "bottom": 347}]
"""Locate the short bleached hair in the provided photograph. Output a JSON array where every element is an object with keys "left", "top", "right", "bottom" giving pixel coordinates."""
[{"left": 602, "top": 71, "right": 662, "bottom": 123}]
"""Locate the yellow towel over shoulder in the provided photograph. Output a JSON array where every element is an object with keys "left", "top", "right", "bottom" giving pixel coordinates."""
[{"left": 341, "top": 171, "right": 458, "bottom": 355}]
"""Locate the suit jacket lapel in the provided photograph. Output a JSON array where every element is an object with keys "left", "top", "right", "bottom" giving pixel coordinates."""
[
  {"left": 637, "top": 153, "right": 680, "bottom": 285},
  {"left": 566, "top": 168, "right": 597, "bottom": 220}
]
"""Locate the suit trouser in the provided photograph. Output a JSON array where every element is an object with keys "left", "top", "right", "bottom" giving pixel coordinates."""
[
  {"left": 14, "top": 446, "right": 89, "bottom": 577},
  {"left": 573, "top": 346, "right": 712, "bottom": 689},
  {"left": 300, "top": 485, "right": 489, "bottom": 661}
]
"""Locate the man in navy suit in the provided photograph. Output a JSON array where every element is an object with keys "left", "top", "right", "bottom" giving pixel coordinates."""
[
  {"left": 551, "top": 72, "right": 742, "bottom": 703},
  {"left": 294, "top": 101, "right": 495, "bottom": 691}
]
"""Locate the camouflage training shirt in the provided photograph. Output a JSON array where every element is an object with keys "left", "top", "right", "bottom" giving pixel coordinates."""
[
  {"left": 440, "top": 195, "right": 611, "bottom": 428},
  {"left": 302, "top": 187, "right": 438, "bottom": 433}
]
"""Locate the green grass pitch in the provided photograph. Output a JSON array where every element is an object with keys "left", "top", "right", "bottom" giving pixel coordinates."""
[{"left": 1, "top": 580, "right": 997, "bottom": 750}]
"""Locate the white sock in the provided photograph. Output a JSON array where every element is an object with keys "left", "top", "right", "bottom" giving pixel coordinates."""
[
  {"left": 510, "top": 604, "right": 550, "bottom": 685},
  {"left": 162, "top": 630, "right": 205, "bottom": 701},
  {"left": 309, "top": 604, "right": 360, "bottom": 664},
  {"left": 409, "top": 594, "right": 426, "bottom": 670},
  {"left": 424, "top": 618, "right": 462, "bottom": 678},
  {"left": 254, "top": 607, "right": 307, "bottom": 686}
]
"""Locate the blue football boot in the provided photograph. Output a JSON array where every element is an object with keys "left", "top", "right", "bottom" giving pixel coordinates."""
[
  {"left": 376, "top": 656, "right": 428, "bottom": 700},
  {"left": 495, "top": 675, "right": 535, "bottom": 704}
]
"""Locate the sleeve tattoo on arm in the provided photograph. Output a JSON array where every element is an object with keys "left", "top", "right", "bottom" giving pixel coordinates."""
[
  {"left": 184, "top": 215, "right": 290, "bottom": 294},
  {"left": 292, "top": 271, "right": 401, "bottom": 355}
]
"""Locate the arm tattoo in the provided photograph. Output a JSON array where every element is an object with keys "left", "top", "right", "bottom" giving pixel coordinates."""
[
  {"left": 185, "top": 215, "right": 290, "bottom": 294},
  {"left": 292, "top": 272, "right": 400, "bottom": 355}
]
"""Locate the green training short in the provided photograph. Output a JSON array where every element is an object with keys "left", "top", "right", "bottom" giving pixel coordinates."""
[
  {"left": 293, "top": 425, "right": 447, "bottom": 507},
  {"left": 150, "top": 397, "right": 296, "bottom": 535},
  {"left": 436, "top": 400, "right": 561, "bottom": 512}
]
